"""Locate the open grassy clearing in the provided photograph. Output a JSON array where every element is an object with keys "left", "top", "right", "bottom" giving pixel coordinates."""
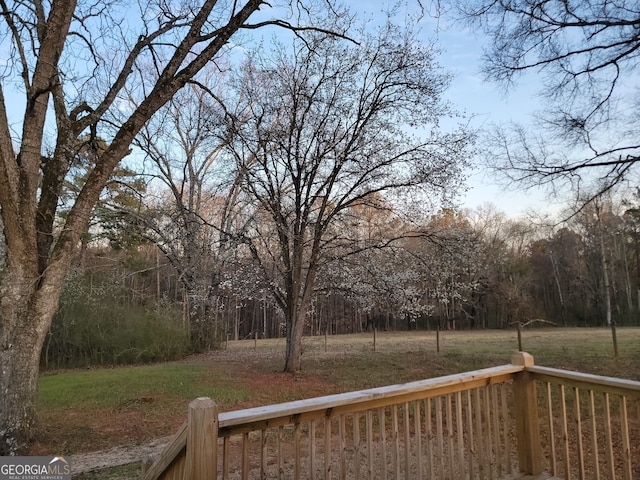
[
  {"left": 33, "top": 327, "right": 640, "bottom": 477},
  {"left": 228, "top": 327, "right": 640, "bottom": 386}
]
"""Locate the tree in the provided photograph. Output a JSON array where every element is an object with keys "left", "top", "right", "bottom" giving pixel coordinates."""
[
  {"left": 228, "top": 21, "right": 471, "bottom": 372},
  {"left": 0, "top": 0, "right": 348, "bottom": 453},
  {"left": 60, "top": 134, "right": 149, "bottom": 257},
  {"left": 623, "top": 190, "right": 640, "bottom": 314},
  {"left": 133, "top": 80, "right": 243, "bottom": 350},
  {"left": 467, "top": 208, "right": 542, "bottom": 328},
  {"left": 569, "top": 196, "right": 622, "bottom": 354},
  {"left": 458, "top": 0, "right": 640, "bottom": 202}
]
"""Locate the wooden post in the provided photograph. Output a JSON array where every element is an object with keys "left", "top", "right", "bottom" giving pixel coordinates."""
[
  {"left": 185, "top": 397, "right": 219, "bottom": 480},
  {"left": 511, "top": 352, "right": 543, "bottom": 476},
  {"left": 436, "top": 325, "right": 440, "bottom": 353},
  {"left": 517, "top": 322, "right": 523, "bottom": 351},
  {"left": 373, "top": 327, "right": 377, "bottom": 352}
]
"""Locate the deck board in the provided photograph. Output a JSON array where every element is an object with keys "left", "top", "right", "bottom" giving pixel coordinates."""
[{"left": 502, "top": 473, "right": 562, "bottom": 480}]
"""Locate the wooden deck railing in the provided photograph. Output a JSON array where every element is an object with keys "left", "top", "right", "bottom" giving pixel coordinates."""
[
  {"left": 528, "top": 365, "right": 640, "bottom": 479},
  {"left": 141, "top": 352, "right": 640, "bottom": 480}
]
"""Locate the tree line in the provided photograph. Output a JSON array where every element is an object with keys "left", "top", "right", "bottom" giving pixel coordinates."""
[{"left": 38, "top": 192, "right": 640, "bottom": 371}]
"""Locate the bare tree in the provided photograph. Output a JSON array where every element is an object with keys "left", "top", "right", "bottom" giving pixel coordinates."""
[
  {"left": 457, "top": 0, "right": 640, "bottom": 202},
  {"left": 0, "top": 0, "right": 348, "bottom": 453},
  {"left": 133, "top": 80, "right": 245, "bottom": 350},
  {"left": 228, "top": 21, "right": 472, "bottom": 372}
]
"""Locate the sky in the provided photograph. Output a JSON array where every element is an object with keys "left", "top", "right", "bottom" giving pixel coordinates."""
[
  {"left": 341, "top": 1, "right": 564, "bottom": 218},
  {"left": 1, "top": 0, "right": 560, "bottom": 219},
  {"left": 253, "top": 1, "right": 557, "bottom": 218},
  {"left": 421, "top": 14, "right": 560, "bottom": 218}
]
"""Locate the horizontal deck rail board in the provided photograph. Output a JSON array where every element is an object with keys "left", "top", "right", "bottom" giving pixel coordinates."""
[
  {"left": 527, "top": 365, "right": 640, "bottom": 397},
  {"left": 217, "top": 364, "right": 523, "bottom": 436}
]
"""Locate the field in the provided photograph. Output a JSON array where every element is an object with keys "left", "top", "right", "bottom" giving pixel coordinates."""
[{"left": 32, "top": 327, "right": 640, "bottom": 477}]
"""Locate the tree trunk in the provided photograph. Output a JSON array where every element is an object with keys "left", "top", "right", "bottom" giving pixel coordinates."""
[
  {"left": 284, "top": 305, "right": 306, "bottom": 373},
  {"left": 549, "top": 251, "right": 567, "bottom": 326},
  {"left": 600, "top": 235, "right": 612, "bottom": 328},
  {"left": 0, "top": 265, "right": 62, "bottom": 454},
  {"left": 598, "top": 217, "right": 617, "bottom": 356},
  {"left": 0, "top": 330, "right": 43, "bottom": 454},
  {"left": 619, "top": 234, "right": 633, "bottom": 312}
]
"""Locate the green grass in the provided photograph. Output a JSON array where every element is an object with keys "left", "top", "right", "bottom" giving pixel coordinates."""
[
  {"left": 38, "top": 361, "right": 252, "bottom": 411},
  {"left": 39, "top": 327, "right": 639, "bottom": 413},
  {"left": 233, "top": 326, "right": 640, "bottom": 382}
]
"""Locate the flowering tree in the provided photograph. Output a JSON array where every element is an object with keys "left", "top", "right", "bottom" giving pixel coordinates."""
[{"left": 228, "top": 21, "right": 472, "bottom": 371}]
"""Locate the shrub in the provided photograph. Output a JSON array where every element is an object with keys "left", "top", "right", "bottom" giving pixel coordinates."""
[{"left": 41, "top": 270, "right": 191, "bottom": 369}]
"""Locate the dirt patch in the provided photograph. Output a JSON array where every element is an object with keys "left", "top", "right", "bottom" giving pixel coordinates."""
[{"left": 70, "top": 436, "right": 173, "bottom": 475}]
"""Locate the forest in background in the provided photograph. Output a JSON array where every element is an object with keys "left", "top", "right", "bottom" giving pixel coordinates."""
[{"left": 28, "top": 191, "right": 640, "bottom": 369}]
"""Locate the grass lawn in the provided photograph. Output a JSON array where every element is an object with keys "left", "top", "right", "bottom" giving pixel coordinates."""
[{"left": 32, "top": 327, "right": 640, "bottom": 471}]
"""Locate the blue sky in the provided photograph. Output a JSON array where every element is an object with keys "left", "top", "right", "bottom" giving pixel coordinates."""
[
  {"left": 2, "top": 1, "right": 557, "bottom": 218},
  {"left": 423, "top": 15, "right": 560, "bottom": 218},
  {"left": 346, "top": 1, "right": 559, "bottom": 218},
  {"left": 436, "top": 28, "right": 554, "bottom": 217}
]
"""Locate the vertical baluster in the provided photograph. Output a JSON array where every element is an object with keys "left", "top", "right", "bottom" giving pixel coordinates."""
[
  {"left": 425, "top": 398, "right": 433, "bottom": 479},
  {"left": 474, "top": 388, "right": 486, "bottom": 480},
  {"left": 414, "top": 400, "right": 423, "bottom": 480},
  {"left": 278, "top": 427, "right": 284, "bottom": 480},
  {"left": 500, "top": 384, "right": 512, "bottom": 475},
  {"left": 353, "top": 412, "right": 361, "bottom": 480},
  {"left": 310, "top": 421, "right": 317, "bottom": 480},
  {"left": 392, "top": 405, "right": 400, "bottom": 480},
  {"left": 294, "top": 423, "right": 301, "bottom": 480},
  {"left": 603, "top": 393, "right": 616, "bottom": 480},
  {"left": 574, "top": 388, "right": 585, "bottom": 479},
  {"left": 378, "top": 407, "right": 387, "bottom": 480},
  {"left": 588, "top": 390, "right": 600, "bottom": 480},
  {"left": 339, "top": 415, "right": 346, "bottom": 480},
  {"left": 260, "top": 429, "right": 267, "bottom": 480},
  {"left": 223, "top": 436, "right": 230, "bottom": 480},
  {"left": 546, "top": 382, "right": 557, "bottom": 477},
  {"left": 455, "top": 391, "right": 465, "bottom": 480},
  {"left": 366, "top": 410, "right": 374, "bottom": 479},
  {"left": 491, "top": 385, "right": 501, "bottom": 478},
  {"left": 436, "top": 396, "right": 445, "bottom": 479},
  {"left": 465, "top": 389, "right": 475, "bottom": 478},
  {"left": 445, "top": 394, "right": 455, "bottom": 477},
  {"left": 620, "top": 396, "right": 632, "bottom": 480},
  {"left": 484, "top": 386, "right": 494, "bottom": 477},
  {"left": 242, "top": 432, "right": 249, "bottom": 480},
  {"left": 403, "top": 402, "right": 411, "bottom": 480},
  {"left": 325, "top": 416, "right": 332, "bottom": 480},
  {"left": 560, "top": 385, "right": 570, "bottom": 480},
  {"left": 447, "top": 394, "right": 455, "bottom": 477}
]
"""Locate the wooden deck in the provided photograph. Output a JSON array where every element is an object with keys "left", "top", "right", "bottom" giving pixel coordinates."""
[{"left": 142, "top": 351, "right": 640, "bottom": 480}]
